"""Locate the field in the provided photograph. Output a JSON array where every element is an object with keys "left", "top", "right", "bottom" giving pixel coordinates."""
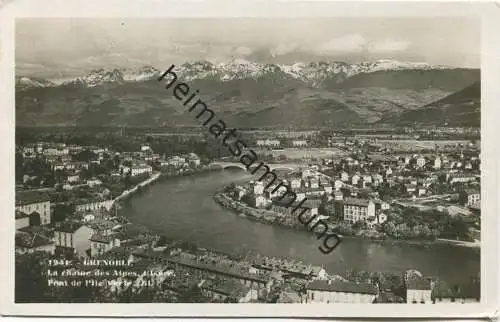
[{"left": 254, "top": 147, "right": 347, "bottom": 160}]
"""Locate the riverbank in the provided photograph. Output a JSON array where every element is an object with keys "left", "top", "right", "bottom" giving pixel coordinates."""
[
  {"left": 213, "top": 192, "right": 315, "bottom": 232},
  {"left": 213, "top": 192, "right": 480, "bottom": 249},
  {"left": 436, "top": 238, "right": 480, "bottom": 248},
  {"left": 114, "top": 165, "right": 223, "bottom": 205},
  {"left": 157, "top": 164, "right": 223, "bottom": 181},
  {"left": 113, "top": 172, "right": 162, "bottom": 203}
]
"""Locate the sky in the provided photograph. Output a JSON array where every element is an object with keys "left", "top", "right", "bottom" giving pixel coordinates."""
[{"left": 16, "top": 17, "right": 480, "bottom": 80}]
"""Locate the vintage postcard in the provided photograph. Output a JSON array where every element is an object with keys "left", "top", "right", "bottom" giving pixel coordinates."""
[{"left": 0, "top": 0, "right": 498, "bottom": 319}]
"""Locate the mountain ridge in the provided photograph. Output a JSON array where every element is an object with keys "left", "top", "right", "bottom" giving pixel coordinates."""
[
  {"left": 17, "top": 59, "right": 468, "bottom": 90},
  {"left": 15, "top": 59, "right": 481, "bottom": 128},
  {"left": 378, "top": 81, "right": 481, "bottom": 127}
]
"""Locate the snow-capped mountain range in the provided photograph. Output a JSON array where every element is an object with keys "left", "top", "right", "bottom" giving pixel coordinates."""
[
  {"left": 15, "top": 76, "right": 56, "bottom": 89},
  {"left": 17, "top": 59, "right": 454, "bottom": 90}
]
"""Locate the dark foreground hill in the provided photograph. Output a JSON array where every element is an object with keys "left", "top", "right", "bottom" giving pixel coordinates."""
[{"left": 380, "top": 82, "right": 480, "bottom": 127}]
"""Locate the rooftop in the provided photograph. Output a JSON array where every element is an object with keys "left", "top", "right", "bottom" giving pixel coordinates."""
[
  {"left": 90, "top": 233, "right": 117, "bottom": 243},
  {"left": 15, "top": 232, "right": 53, "bottom": 249},
  {"left": 344, "top": 198, "right": 371, "bottom": 207},
  {"left": 200, "top": 278, "right": 250, "bottom": 298},
  {"left": 465, "top": 188, "right": 480, "bottom": 195},
  {"left": 15, "top": 191, "right": 50, "bottom": 206},
  {"left": 15, "top": 210, "right": 30, "bottom": 219},
  {"left": 432, "top": 280, "right": 480, "bottom": 300},
  {"left": 277, "top": 291, "right": 302, "bottom": 303},
  {"left": 307, "top": 280, "right": 378, "bottom": 295},
  {"left": 406, "top": 277, "right": 431, "bottom": 290},
  {"left": 133, "top": 251, "right": 271, "bottom": 283},
  {"left": 55, "top": 221, "right": 84, "bottom": 233}
]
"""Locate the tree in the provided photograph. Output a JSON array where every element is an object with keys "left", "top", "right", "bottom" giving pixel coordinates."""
[
  {"left": 44, "top": 174, "right": 56, "bottom": 188},
  {"left": 15, "top": 252, "right": 51, "bottom": 302},
  {"left": 29, "top": 212, "right": 41, "bottom": 226},
  {"left": 53, "top": 204, "right": 74, "bottom": 222},
  {"left": 458, "top": 190, "right": 468, "bottom": 206},
  {"left": 113, "top": 155, "right": 121, "bottom": 168},
  {"left": 15, "top": 152, "right": 25, "bottom": 183},
  {"left": 224, "top": 183, "right": 237, "bottom": 194},
  {"left": 177, "top": 286, "right": 206, "bottom": 303},
  {"left": 74, "top": 149, "right": 97, "bottom": 162},
  {"left": 383, "top": 222, "right": 396, "bottom": 236}
]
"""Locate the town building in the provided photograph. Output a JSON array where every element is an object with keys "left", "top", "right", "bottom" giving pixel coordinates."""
[
  {"left": 405, "top": 184, "right": 417, "bottom": 194},
  {"left": 292, "top": 140, "right": 308, "bottom": 147},
  {"left": 89, "top": 233, "right": 121, "bottom": 257},
  {"left": 277, "top": 291, "right": 302, "bottom": 303},
  {"left": 199, "top": 279, "right": 257, "bottom": 303},
  {"left": 54, "top": 222, "right": 93, "bottom": 257},
  {"left": 75, "top": 199, "right": 114, "bottom": 213},
  {"left": 334, "top": 180, "right": 343, "bottom": 191},
  {"left": 256, "top": 139, "right": 281, "bottom": 148},
  {"left": 434, "top": 157, "right": 442, "bottom": 169},
  {"left": 304, "top": 280, "right": 378, "bottom": 303},
  {"left": 464, "top": 188, "right": 480, "bottom": 206},
  {"left": 167, "top": 156, "right": 186, "bottom": 167},
  {"left": 450, "top": 173, "right": 477, "bottom": 184},
  {"left": 416, "top": 156, "right": 426, "bottom": 168},
  {"left": 15, "top": 211, "right": 30, "bottom": 230},
  {"left": 406, "top": 277, "right": 432, "bottom": 304},
  {"left": 271, "top": 199, "right": 318, "bottom": 218},
  {"left": 249, "top": 194, "right": 268, "bottom": 208},
  {"left": 86, "top": 178, "right": 103, "bottom": 187},
  {"left": 132, "top": 251, "right": 274, "bottom": 299},
  {"left": 431, "top": 280, "right": 480, "bottom": 304},
  {"left": 67, "top": 173, "right": 80, "bottom": 183},
  {"left": 290, "top": 177, "right": 302, "bottom": 190},
  {"left": 343, "top": 198, "right": 376, "bottom": 224},
  {"left": 253, "top": 181, "right": 264, "bottom": 195},
  {"left": 15, "top": 232, "right": 55, "bottom": 255},
  {"left": 15, "top": 191, "right": 51, "bottom": 226},
  {"left": 43, "top": 147, "right": 69, "bottom": 156},
  {"left": 309, "top": 178, "right": 319, "bottom": 189},
  {"left": 130, "top": 164, "right": 153, "bottom": 177}
]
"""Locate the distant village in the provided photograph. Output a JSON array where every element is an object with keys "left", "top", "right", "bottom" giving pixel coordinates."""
[
  {"left": 14, "top": 133, "right": 480, "bottom": 303},
  {"left": 223, "top": 145, "right": 481, "bottom": 240}
]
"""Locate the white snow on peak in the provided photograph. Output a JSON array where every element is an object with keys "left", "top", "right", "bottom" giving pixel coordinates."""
[{"left": 25, "top": 59, "right": 456, "bottom": 88}]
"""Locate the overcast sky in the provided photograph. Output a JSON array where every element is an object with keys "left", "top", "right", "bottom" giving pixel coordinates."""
[{"left": 16, "top": 17, "right": 480, "bottom": 79}]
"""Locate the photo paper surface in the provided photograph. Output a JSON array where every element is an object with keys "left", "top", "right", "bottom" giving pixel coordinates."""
[{"left": 1, "top": 0, "right": 498, "bottom": 318}]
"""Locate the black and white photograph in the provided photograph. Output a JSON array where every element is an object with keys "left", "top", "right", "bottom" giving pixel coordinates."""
[{"left": 1, "top": 0, "right": 498, "bottom": 319}]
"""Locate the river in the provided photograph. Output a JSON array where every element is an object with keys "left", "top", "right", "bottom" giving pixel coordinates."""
[{"left": 118, "top": 169, "right": 480, "bottom": 285}]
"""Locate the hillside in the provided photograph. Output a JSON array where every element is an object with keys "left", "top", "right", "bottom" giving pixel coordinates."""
[
  {"left": 380, "top": 82, "right": 481, "bottom": 127},
  {"left": 15, "top": 60, "right": 481, "bottom": 128}
]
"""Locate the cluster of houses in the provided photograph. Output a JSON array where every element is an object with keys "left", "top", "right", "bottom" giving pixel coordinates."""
[
  {"left": 230, "top": 148, "right": 480, "bottom": 231},
  {"left": 303, "top": 272, "right": 479, "bottom": 304},
  {"left": 19, "top": 142, "right": 202, "bottom": 190},
  {"left": 255, "top": 139, "right": 308, "bottom": 148},
  {"left": 15, "top": 141, "right": 207, "bottom": 260},
  {"left": 14, "top": 190, "right": 120, "bottom": 256},
  {"left": 14, "top": 185, "right": 480, "bottom": 304},
  {"left": 231, "top": 165, "right": 390, "bottom": 229}
]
